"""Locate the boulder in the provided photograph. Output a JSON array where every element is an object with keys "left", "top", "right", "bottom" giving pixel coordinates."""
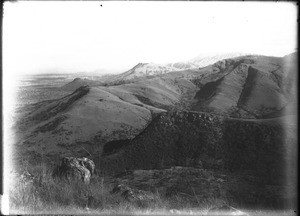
[
  {"left": 52, "top": 157, "right": 95, "bottom": 183},
  {"left": 80, "top": 157, "right": 96, "bottom": 175}
]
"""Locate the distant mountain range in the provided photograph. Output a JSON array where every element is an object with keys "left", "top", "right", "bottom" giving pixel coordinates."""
[
  {"left": 105, "top": 53, "right": 248, "bottom": 83},
  {"left": 107, "top": 63, "right": 179, "bottom": 83},
  {"left": 189, "top": 52, "right": 248, "bottom": 68}
]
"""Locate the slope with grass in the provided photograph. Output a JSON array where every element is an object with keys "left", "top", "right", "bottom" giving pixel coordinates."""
[
  {"left": 191, "top": 53, "right": 297, "bottom": 118},
  {"left": 98, "top": 111, "right": 287, "bottom": 180},
  {"left": 97, "top": 110, "right": 296, "bottom": 210},
  {"left": 15, "top": 76, "right": 198, "bottom": 165}
]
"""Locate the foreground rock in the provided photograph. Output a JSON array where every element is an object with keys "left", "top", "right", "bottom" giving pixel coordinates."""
[{"left": 52, "top": 157, "right": 95, "bottom": 183}]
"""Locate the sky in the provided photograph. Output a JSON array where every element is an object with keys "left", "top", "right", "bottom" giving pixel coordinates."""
[{"left": 3, "top": 1, "right": 298, "bottom": 75}]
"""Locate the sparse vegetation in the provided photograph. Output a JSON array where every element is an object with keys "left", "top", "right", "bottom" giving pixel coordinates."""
[
  {"left": 10, "top": 161, "right": 295, "bottom": 215},
  {"left": 9, "top": 164, "right": 221, "bottom": 215}
]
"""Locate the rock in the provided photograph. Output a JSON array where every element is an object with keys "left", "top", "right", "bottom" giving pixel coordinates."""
[
  {"left": 20, "top": 171, "right": 35, "bottom": 182},
  {"left": 14, "top": 170, "right": 35, "bottom": 185},
  {"left": 80, "top": 157, "right": 96, "bottom": 175},
  {"left": 52, "top": 157, "right": 95, "bottom": 183}
]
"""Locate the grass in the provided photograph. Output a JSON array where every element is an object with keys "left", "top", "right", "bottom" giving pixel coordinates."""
[
  {"left": 9, "top": 164, "right": 172, "bottom": 215},
  {"left": 8, "top": 165, "right": 229, "bottom": 215},
  {"left": 9, "top": 161, "right": 297, "bottom": 215}
]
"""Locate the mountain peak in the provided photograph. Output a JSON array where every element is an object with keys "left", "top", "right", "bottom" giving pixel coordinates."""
[
  {"left": 73, "top": 77, "right": 83, "bottom": 82},
  {"left": 109, "top": 63, "right": 180, "bottom": 83}
]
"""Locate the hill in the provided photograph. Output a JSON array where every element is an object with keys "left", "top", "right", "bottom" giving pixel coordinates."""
[
  {"left": 98, "top": 111, "right": 287, "bottom": 179},
  {"left": 15, "top": 76, "right": 198, "bottom": 165},
  {"left": 190, "top": 53, "right": 297, "bottom": 118},
  {"left": 61, "top": 77, "right": 104, "bottom": 91}
]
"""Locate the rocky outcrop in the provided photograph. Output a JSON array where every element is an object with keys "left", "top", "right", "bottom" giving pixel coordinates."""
[{"left": 52, "top": 157, "right": 95, "bottom": 183}]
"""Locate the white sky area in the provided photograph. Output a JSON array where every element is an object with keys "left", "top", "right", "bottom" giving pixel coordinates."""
[{"left": 3, "top": 1, "right": 298, "bottom": 75}]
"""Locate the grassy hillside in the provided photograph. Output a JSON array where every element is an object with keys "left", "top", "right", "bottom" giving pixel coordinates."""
[
  {"left": 98, "top": 111, "right": 288, "bottom": 181},
  {"left": 14, "top": 77, "right": 197, "bottom": 166},
  {"left": 191, "top": 55, "right": 295, "bottom": 118}
]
